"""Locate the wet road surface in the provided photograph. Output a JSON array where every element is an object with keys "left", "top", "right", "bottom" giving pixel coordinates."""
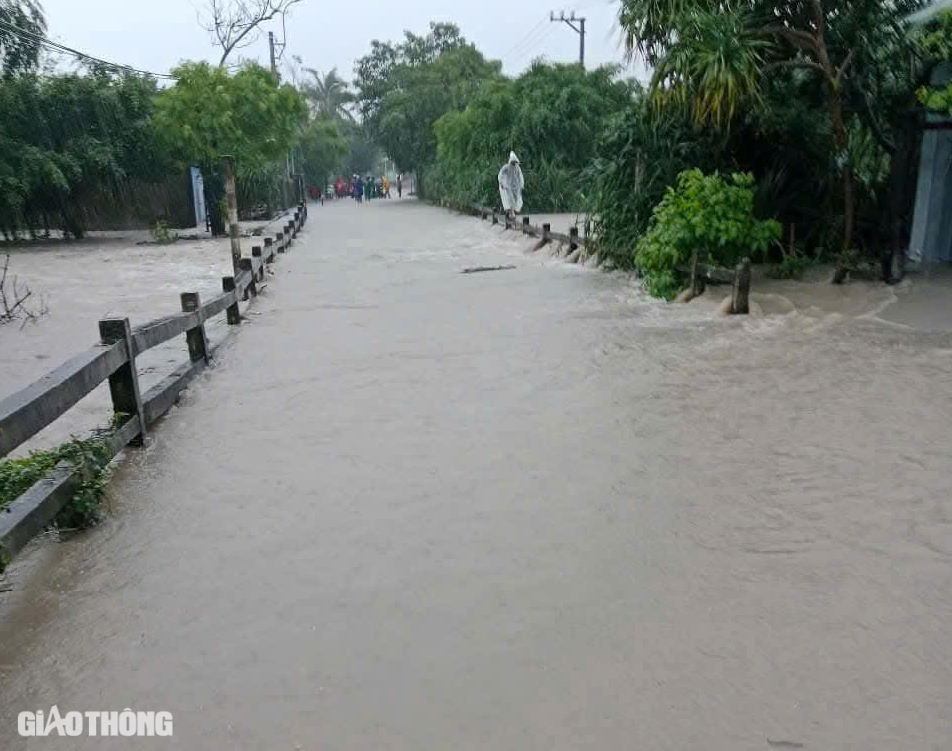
[{"left": 1, "top": 199, "right": 951, "bottom": 749}]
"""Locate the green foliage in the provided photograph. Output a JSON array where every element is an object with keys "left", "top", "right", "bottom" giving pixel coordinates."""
[
  {"left": 588, "top": 88, "right": 716, "bottom": 268},
  {"left": 151, "top": 219, "right": 178, "bottom": 244},
  {"left": 297, "top": 63, "right": 355, "bottom": 121},
  {"left": 616, "top": 0, "right": 931, "bottom": 262},
  {"left": 650, "top": 8, "right": 770, "bottom": 128},
  {"left": 154, "top": 62, "right": 307, "bottom": 230},
  {"left": 430, "top": 62, "right": 632, "bottom": 211},
  {"left": 0, "top": 0, "right": 45, "bottom": 76},
  {"left": 354, "top": 23, "right": 501, "bottom": 180},
  {"left": 767, "top": 254, "right": 812, "bottom": 279},
  {"left": 339, "top": 121, "right": 382, "bottom": 177},
  {"left": 298, "top": 116, "right": 348, "bottom": 190},
  {"left": 0, "top": 436, "right": 113, "bottom": 535},
  {"left": 0, "top": 70, "right": 169, "bottom": 238},
  {"left": 154, "top": 62, "right": 307, "bottom": 176},
  {"left": 635, "top": 170, "right": 781, "bottom": 299},
  {"left": 916, "top": 12, "right": 952, "bottom": 116}
]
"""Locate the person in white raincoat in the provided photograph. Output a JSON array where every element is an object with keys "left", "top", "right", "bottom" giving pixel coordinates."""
[{"left": 498, "top": 151, "right": 524, "bottom": 218}]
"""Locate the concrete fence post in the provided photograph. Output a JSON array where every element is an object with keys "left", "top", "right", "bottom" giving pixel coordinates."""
[
  {"left": 252, "top": 246, "right": 264, "bottom": 281},
  {"left": 264, "top": 237, "right": 274, "bottom": 262},
  {"left": 276, "top": 231, "right": 285, "bottom": 254},
  {"left": 542, "top": 223, "right": 551, "bottom": 241},
  {"left": 731, "top": 257, "right": 751, "bottom": 314},
  {"left": 238, "top": 258, "right": 257, "bottom": 299},
  {"left": 690, "top": 247, "right": 706, "bottom": 297},
  {"left": 222, "top": 276, "right": 241, "bottom": 325},
  {"left": 180, "top": 292, "right": 209, "bottom": 364},
  {"left": 98, "top": 317, "right": 146, "bottom": 443}
]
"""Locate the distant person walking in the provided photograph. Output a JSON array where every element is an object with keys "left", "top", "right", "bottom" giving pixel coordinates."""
[
  {"left": 498, "top": 151, "right": 524, "bottom": 219},
  {"left": 354, "top": 176, "right": 364, "bottom": 204},
  {"left": 397, "top": 175, "right": 403, "bottom": 198}
]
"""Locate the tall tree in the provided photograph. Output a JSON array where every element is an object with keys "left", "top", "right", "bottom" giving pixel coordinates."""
[
  {"left": 0, "top": 71, "right": 167, "bottom": 238},
  {"left": 354, "top": 23, "right": 501, "bottom": 185},
  {"left": 153, "top": 61, "right": 307, "bottom": 233},
  {"left": 300, "top": 66, "right": 355, "bottom": 121},
  {"left": 618, "top": 0, "right": 927, "bottom": 271},
  {"left": 0, "top": 0, "right": 45, "bottom": 76}
]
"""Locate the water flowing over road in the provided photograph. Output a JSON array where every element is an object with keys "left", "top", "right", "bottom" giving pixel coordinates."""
[{"left": 1, "top": 199, "right": 951, "bottom": 749}]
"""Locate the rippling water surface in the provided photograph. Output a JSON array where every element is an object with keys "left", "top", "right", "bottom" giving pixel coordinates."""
[{"left": 1, "top": 199, "right": 950, "bottom": 749}]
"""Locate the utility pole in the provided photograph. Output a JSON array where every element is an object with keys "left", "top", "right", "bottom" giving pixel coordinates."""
[
  {"left": 550, "top": 10, "right": 586, "bottom": 65},
  {"left": 268, "top": 30, "right": 291, "bottom": 208},
  {"left": 269, "top": 31, "right": 278, "bottom": 79}
]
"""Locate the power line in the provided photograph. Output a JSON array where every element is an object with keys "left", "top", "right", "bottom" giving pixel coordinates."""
[
  {"left": 0, "top": 19, "right": 175, "bottom": 79},
  {"left": 499, "top": 18, "right": 547, "bottom": 61},
  {"left": 508, "top": 25, "right": 559, "bottom": 66}
]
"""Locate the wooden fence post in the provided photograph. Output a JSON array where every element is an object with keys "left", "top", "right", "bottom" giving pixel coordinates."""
[
  {"left": 285, "top": 222, "right": 294, "bottom": 246},
  {"left": 221, "top": 155, "right": 241, "bottom": 276},
  {"left": 276, "top": 231, "right": 285, "bottom": 253},
  {"left": 731, "top": 257, "right": 751, "bottom": 314},
  {"left": 542, "top": 223, "right": 551, "bottom": 241},
  {"left": 222, "top": 276, "right": 241, "bottom": 325},
  {"left": 98, "top": 318, "right": 146, "bottom": 443},
  {"left": 522, "top": 216, "right": 530, "bottom": 234},
  {"left": 238, "top": 258, "right": 257, "bottom": 299},
  {"left": 180, "top": 292, "right": 209, "bottom": 364},
  {"left": 264, "top": 237, "right": 274, "bottom": 262},
  {"left": 569, "top": 226, "right": 579, "bottom": 250},
  {"left": 252, "top": 246, "right": 264, "bottom": 280},
  {"left": 492, "top": 212, "right": 498, "bottom": 226}
]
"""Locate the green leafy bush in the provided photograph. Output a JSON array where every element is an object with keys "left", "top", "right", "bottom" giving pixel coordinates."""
[
  {"left": 429, "top": 63, "right": 632, "bottom": 211},
  {"left": 587, "top": 89, "right": 716, "bottom": 269},
  {"left": 635, "top": 169, "right": 781, "bottom": 299},
  {"left": 151, "top": 220, "right": 178, "bottom": 244},
  {"left": 0, "top": 436, "right": 113, "bottom": 534},
  {"left": 768, "top": 255, "right": 812, "bottom": 280}
]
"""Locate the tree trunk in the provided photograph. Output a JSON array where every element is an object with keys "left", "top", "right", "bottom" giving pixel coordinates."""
[{"left": 830, "top": 92, "right": 854, "bottom": 284}]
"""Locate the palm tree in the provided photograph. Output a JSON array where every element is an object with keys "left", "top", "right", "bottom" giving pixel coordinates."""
[
  {"left": 618, "top": 0, "right": 863, "bottom": 261},
  {"left": 301, "top": 67, "right": 356, "bottom": 122}
]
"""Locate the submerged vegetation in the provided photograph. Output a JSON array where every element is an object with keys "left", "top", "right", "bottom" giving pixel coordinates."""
[
  {"left": 634, "top": 171, "right": 781, "bottom": 299},
  {"left": 0, "top": 435, "right": 113, "bottom": 530}
]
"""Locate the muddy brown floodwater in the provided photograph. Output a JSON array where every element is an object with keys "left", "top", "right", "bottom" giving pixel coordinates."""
[{"left": 1, "top": 198, "right": 951, "bottom": 749}]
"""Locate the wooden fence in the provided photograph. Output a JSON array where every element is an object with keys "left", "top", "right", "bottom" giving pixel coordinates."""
[
  {"left": 439, "top": 199, "right": 752, "bottom": 314},
  {"left": 0, "top": 201, "right": 309, "bottom": 567}
]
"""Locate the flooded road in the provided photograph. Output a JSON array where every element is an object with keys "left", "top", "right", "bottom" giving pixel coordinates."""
[{"left": 1, "top": 199, "right": 951, "bottom": 749}]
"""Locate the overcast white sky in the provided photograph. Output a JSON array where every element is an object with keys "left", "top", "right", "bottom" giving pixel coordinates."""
[{"left": 40, "top": 0, "right": 648, "bottom": 84}]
